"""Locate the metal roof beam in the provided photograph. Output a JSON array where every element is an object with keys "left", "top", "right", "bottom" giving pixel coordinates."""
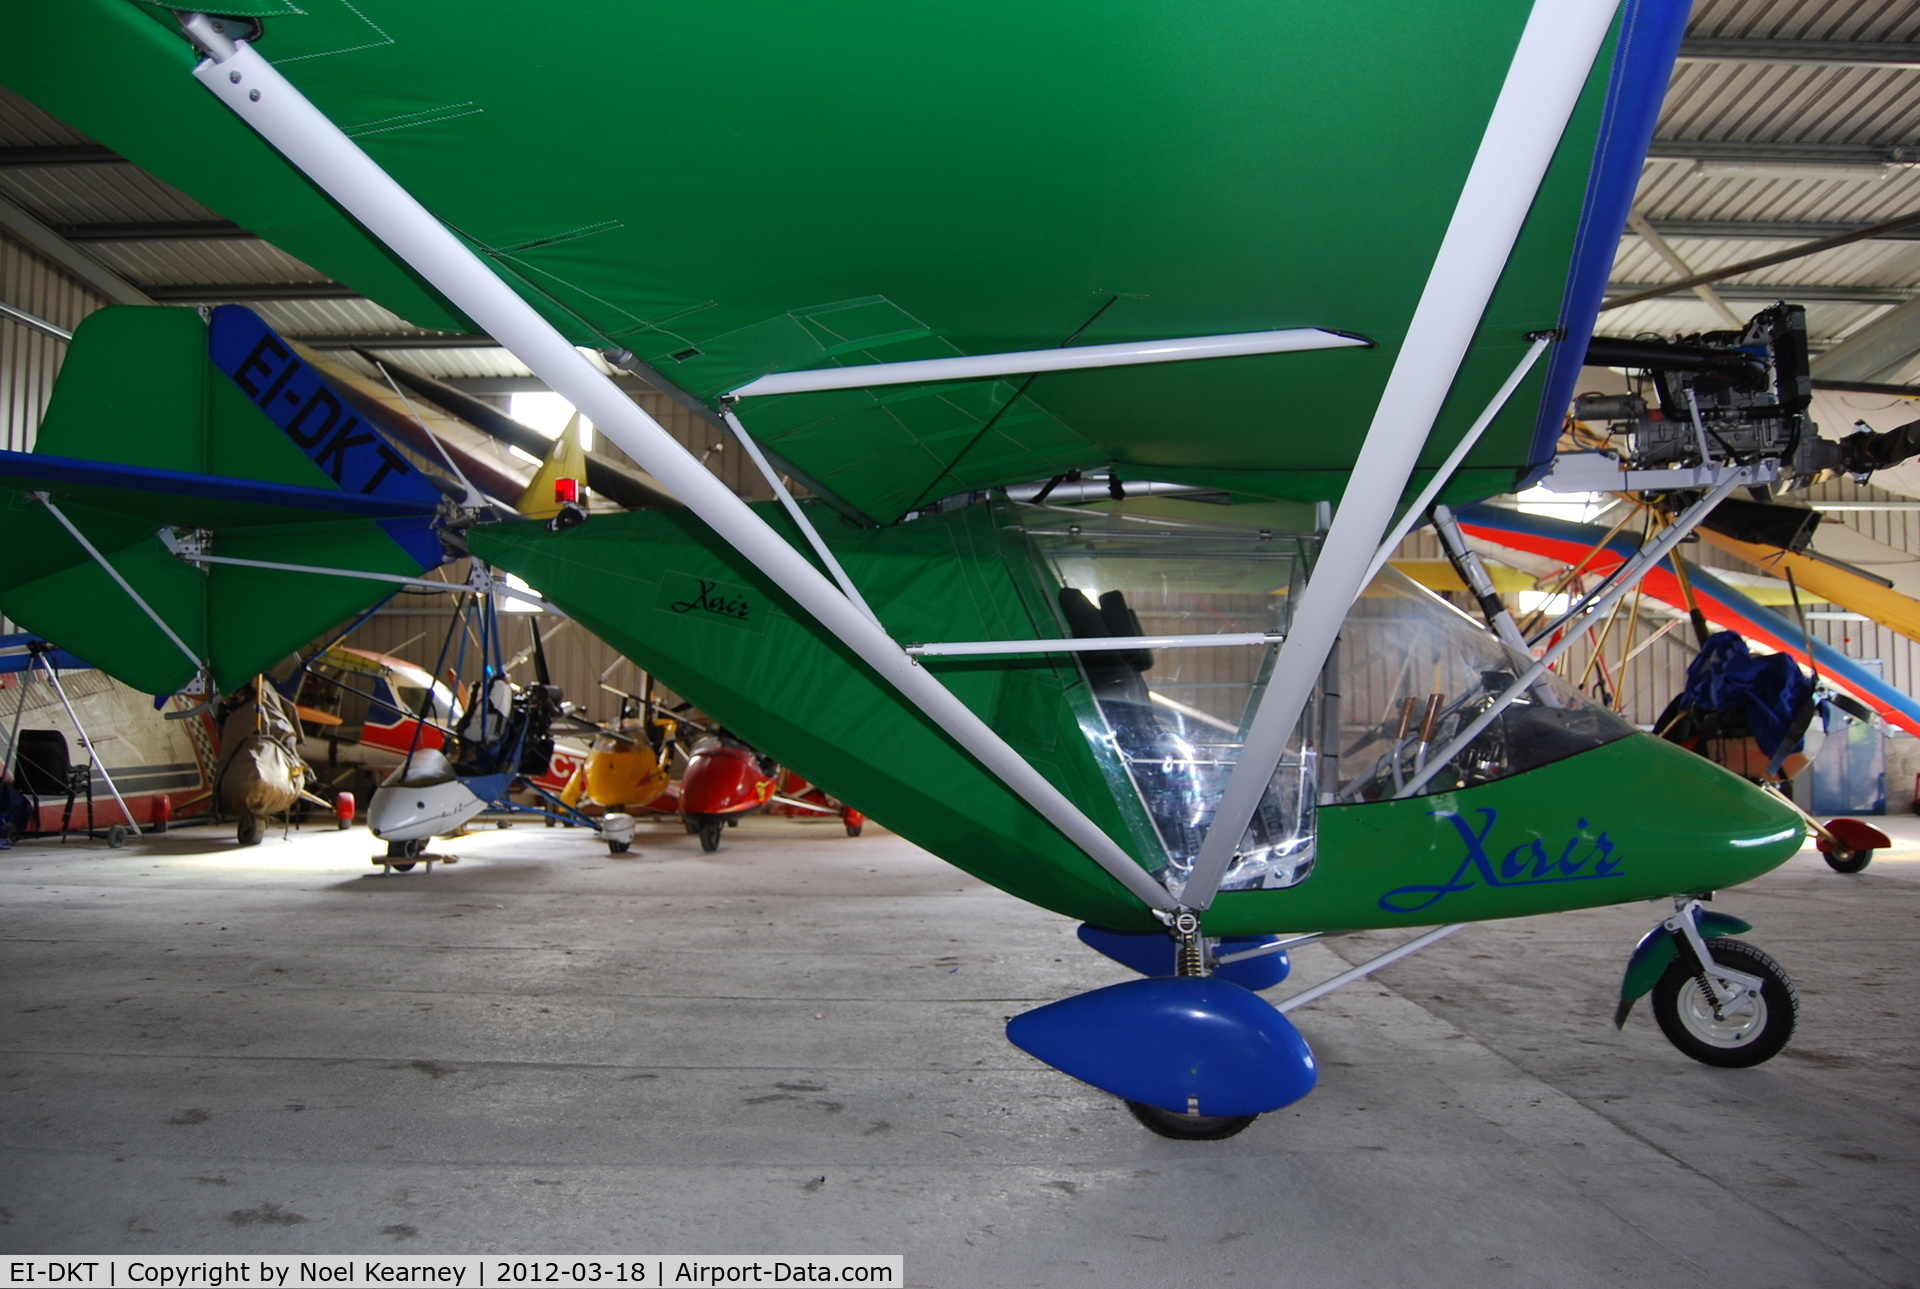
[
  {"left": 1810, "top": 296, "right": 1920, "bottom": 383},
  {"left": 1605, "top": 283, "right": 1913, "bottom": 304},
  {"left": 1676, "top": 38, "right": 1920, "bottom": 68},
  {"left": 0, "top": 144, "right": 124, "bottom": 168},
  {"left": 1603, "top": 208, "right": 1920, "bottom": 309},
  {"left": 1647, "top": 139, "right": 1919, "bottom": 168},
  {"left": 0, "top": 194, "right": 151, "bottom": 306},
  {"left": 142, "top": 281, "right": 359, "bottom": 302},
  {"left": 294, "top": 332, "right": 497, "bottom": 349},
  {"left": 52, "top": 219, "right": 251, "bottom": 242},
  {"left": 1637, "top": 218, "right": 1920, "bottom": 242}
]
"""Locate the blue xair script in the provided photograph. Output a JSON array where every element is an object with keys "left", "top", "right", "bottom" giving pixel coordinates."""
[{"left": 1378, "top": 808, "right": 1625, "bottom": 914}]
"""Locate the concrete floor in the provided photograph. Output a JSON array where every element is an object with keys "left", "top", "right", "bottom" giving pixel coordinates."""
[{"left": 1, "top": 812, "right": 1916, "bottom": 1286}]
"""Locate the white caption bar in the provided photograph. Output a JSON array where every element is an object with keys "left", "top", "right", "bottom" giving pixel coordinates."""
[{"left": 0, "top": 1257, "right": 903, "bottom": 1288}]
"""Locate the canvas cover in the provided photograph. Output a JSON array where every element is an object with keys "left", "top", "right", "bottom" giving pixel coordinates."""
[{"left": 3, "top": 1, "right": 1687, "bottom": 522}]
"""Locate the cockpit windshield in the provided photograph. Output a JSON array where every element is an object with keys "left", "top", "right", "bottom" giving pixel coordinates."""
[
  {"left": 1012, "top": 505, "right": 1635, "bottom": 896},
  {"left": 1018, "top": 507, "right": 1316, "bottom": 895},
  {"left": 1325, "top": 565, "right": 1636, "bottom": 803}
]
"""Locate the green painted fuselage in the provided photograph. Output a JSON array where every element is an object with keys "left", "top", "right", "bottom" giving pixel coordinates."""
[{"left": 473, "top": 505, "right": 1804, "bottom": 934}]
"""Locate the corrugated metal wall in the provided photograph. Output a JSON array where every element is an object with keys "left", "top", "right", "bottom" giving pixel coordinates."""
[
  {"left": 0, "top": 232, "right": 102, "bottom": 452},
  {"left": 2, "top": 233, "right": 107, "bottom": 636}
]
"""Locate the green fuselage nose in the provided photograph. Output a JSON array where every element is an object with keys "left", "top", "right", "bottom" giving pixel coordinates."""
[{"left": 1200, "top": 733, "right": 1808, "bottom": 937}]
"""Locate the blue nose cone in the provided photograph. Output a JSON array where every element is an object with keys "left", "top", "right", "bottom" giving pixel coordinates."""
[{"left": 1007, "top": 976, "right": 1318, "bottom": 1117}]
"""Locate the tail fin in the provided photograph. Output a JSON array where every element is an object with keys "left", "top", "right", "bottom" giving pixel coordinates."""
[{"left": 0, "top": 305, "right": 455, "bottom": 697}]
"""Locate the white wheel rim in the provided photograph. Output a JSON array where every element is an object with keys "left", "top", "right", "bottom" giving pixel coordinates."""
[{"left": 1678, "top": 976, "right": 1768, "bottom": 1048}]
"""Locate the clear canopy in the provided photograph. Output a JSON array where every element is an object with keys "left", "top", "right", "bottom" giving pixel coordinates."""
[
  {"left": 1326, "top": 566, "right": 1635, "bottom": 804},
  {"left": 1014, "top": 505, "right": 1634, "bottom": 895}
]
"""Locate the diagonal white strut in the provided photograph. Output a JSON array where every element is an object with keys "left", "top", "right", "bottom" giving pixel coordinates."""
[
  {"left": 1176, "top": 0, "right": 1623, "bottom": 912},
  {"left": 178, "top": 15, "right": 1177, "bottom": 913},
  {"left": 1395, "top": 468, "right": 1754, "bottom": 799},
  {"left": 726, "top": 328, "right": 1369, "bottom": 398}
]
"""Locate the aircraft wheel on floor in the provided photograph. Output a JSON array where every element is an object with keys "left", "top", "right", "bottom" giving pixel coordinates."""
[
  {"left": 1651, "top": 938, "right": 1797, "bottom": 1068},
  {"left": 237, "top": 815, "right": 265, "bottom": 846},
  {"left": 1824, "top": 847, "right": 1872, "bottom": 873},
  {"left": 1125, "top": 1101, "right": 1257, "bottom": 1141},
  {"left": 845, "top": 822, "right": 863, "bottom": 838},
  {"left": 697, "top": 816, "right": 725, "bottom": 852},
  {"left": 607, "top": 840, "right": 630, "bottom": 854}
]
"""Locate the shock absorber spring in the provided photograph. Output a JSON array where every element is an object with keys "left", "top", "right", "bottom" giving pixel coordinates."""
[{"left": 1173, "top": 911, "right": 1205, "bottom": 977}]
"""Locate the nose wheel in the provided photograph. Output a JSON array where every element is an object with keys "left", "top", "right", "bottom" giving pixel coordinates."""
[
  {"left": 1617, "top": 899, "right": 1798, "bottom": 1068},
  {"left": 1650, "top": 938, "right": 1797, "bottom": 1067}
]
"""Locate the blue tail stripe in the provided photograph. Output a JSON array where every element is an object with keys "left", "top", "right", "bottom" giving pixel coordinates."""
[{"left": 0, "top": 448, "right": 439, "bottom": 520}]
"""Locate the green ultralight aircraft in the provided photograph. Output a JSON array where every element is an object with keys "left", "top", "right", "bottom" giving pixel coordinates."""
[{"left": 0, "top": 0, "right": 1812, "bottom": 1138}]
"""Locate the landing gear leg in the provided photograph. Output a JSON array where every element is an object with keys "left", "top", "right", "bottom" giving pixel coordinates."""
[{"left": 1121, "top": 911, "right": 1264, "bottom": 1140}]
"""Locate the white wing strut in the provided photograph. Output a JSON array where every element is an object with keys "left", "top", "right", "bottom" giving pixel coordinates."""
[
  {"left": 727, "top": 329, "right": 1368, "bottom": 399},
  {"left": 1175, "top": 0, "right": 1622, "bottom": 912},
  {"left": 178, "top": 15, "right": 1177, "bottom": 914}
]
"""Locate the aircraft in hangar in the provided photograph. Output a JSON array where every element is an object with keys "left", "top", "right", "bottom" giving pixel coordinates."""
[{"left": 10, "top": 0, "right": 1905, "bottom": 1139}]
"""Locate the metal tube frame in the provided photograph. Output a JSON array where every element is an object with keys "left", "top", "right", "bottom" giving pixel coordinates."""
[
  {"left": 1359, "top": 335, "right": 1553, "bottom": 593},
  {"left": 33, "top": 652, "right": 140, "bottom": 832},
  {"left": 1176, "top": 0, "right": 1621, "bottom": 912},
  {"left": 179, "top": 17, "right": 1179, "bottom": 914},
  {"left": 908, "top": 632, "right": 1278, "bottom": 659},
  {"left": 718, "top": 406, "right": 878, "bottom": 624},
  {"left": 1395, "top": 468, "right": 1755, "bottom": 799},
  {"left": 1275, "top": 923, "right": 1466, "bottom": 1014},
  {"left": 159, "top": 535, "right": 559, "bottom": 613},
  {"left": 33, "top": 491, "right": 204, "bottom": 672}
]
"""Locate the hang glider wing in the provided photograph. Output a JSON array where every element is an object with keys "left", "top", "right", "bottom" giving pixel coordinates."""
[
  {"left": 0, "top": 305, "right": 455, "bottom": 696},
  {"left": 1457, "top": 505, "right": 1920, "bottom": 737},
  {"left": 3, "top": 0, "right": 1688, "bottom": 521}
]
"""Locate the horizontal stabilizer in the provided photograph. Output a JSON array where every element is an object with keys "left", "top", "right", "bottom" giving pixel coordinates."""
[
  {"left": 0, "top": 634, "right": 90, "bottom": 674},
  {"left": 0, "top": 306, "right": 454, "bottom": 697},
  {"left": 0, "top": 448, "right": 440, "bottom": 523}
]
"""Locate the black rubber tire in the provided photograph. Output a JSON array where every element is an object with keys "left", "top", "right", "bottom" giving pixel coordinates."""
[
  {"left": 335, "top": 816, "right": 349, "bottom": 831},
  {"left": 607, "top": 840, "right": 630, "bottom": 855},
  {"left": 683, "top": 816, "right": 700, "bottom": 835},
  {"left": 1650, "top": 938, "right": 1797, "bottom": 1068},
  {"left": 1125, "top": 1100, "right": 1257, "bottom": 1140},
  {"left": 845, "top": 823, "right": 863, "bottom": 838},
  {"left": 1824, "top": 847, "right": 1872, "bottom": 873},
  {"left": 726, "top": 817, "right": 738, "bottom": 827},
  {"left": 389, "top": 862, "right": 416, "bottom": 873},
  {"left": 107, "top": 825, "right": 129, "bottom": 849},
  {"left": 698, "top": 817, "right": 724, "bottom": 853},
  {"left": 236, "top": 816, "right": 265, "bottom": 847}
]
